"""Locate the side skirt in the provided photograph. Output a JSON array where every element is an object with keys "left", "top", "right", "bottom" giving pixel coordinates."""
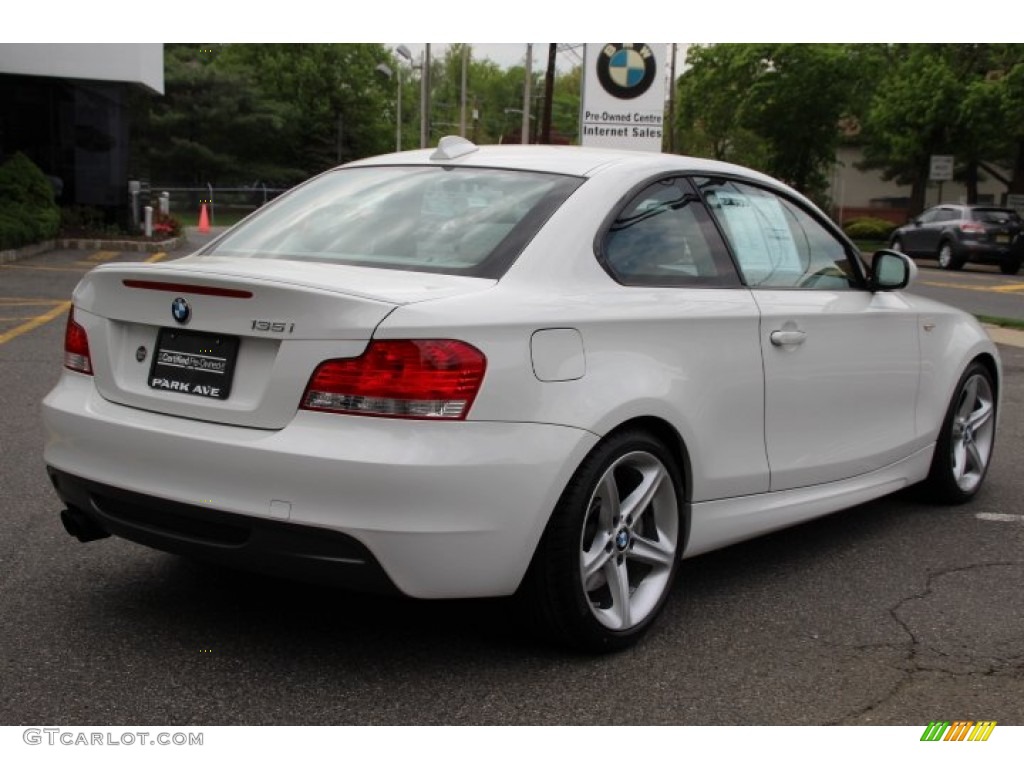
[{"left": 684, "top": 446, "right": 933, "bottom": 558}]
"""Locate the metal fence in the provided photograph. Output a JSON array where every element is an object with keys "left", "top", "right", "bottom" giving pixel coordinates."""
[{"left": 148, "top": 184, "right": 290, "bottom": 225}]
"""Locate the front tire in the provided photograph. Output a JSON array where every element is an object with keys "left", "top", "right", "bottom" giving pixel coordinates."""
[
  {"left": 921, "top": 362, "right": 997, "bottom": 504},
  {"left": 999, "top": 259, "right": 1022, "bottom": 275},
  {"left": 524, "top": 430, "right": 684, "bottom": 652}
]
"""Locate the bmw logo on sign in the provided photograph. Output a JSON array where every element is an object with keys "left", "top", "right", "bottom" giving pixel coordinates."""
[
  {"left": 597, "top": 44, "right": 657, "bottom": 100},
  {"left": 171, "top": 297, "right": 191, "bottom": 325}
]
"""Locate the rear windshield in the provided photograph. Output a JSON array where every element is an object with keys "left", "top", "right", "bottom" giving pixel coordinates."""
[
  {"left": 201, "top": 165, "right": 583, "bottom": 278},
  {"left": 971, "top": 208, "right": 1021, "bottom": 224}
]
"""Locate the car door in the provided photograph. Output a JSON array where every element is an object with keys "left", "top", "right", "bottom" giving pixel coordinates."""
[
  {"left": 696, "top": 177, "right": 921, "bottom": 491},
  {"left": 921, "top": 206, "right": 960, "bottom": 253},
  {"left": 902, "top": 207, "right": 939, "bottom": 254},
  {"left": 599, "top": 176, "right": 769, "bottom": 500}
]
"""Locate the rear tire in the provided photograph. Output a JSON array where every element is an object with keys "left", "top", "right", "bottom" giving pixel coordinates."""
[
  {"left": 920, "top": 362, "right": 996, "bottom": 504},
  {"left": 937, "top": 241, "right": 964, "bottom": 270},
  {"left": 999, "top": 259, "right": 1022, "bottom": 275},
  {"left": 523, "top": 429, "right": 684, "bottom": 652}
]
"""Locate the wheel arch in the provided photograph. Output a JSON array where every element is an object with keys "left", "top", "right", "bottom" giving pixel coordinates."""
[
  {"left": 596, "top": 415, "right": 693, "bottom": 553},
  {"left": 971, "top": 351, "right": 1001, "bottom": 409}
]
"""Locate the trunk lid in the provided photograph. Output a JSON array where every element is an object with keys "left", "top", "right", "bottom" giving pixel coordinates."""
[{"left": 72, "top": 256, "right": 494, "bottom": 429}]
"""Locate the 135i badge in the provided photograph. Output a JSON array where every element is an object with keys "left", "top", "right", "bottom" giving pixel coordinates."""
[{"left": 250, "top": 320, "right": 295, "bottom": 333}]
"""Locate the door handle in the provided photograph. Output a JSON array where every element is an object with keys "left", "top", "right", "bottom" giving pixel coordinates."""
[{"left": 770, "top": 329, "right": 806, "bottom": 346}]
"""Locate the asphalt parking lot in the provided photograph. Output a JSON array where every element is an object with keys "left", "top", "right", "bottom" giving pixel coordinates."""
[{"left": 0, "top": 237, "right": 1022, "bottom": 725}]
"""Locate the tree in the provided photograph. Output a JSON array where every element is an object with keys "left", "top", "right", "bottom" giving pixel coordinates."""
[
  {"left": 858, "top": 44, "right": 1024, "bottom": 213},
  {"left": 675, "top": 44, "right": 871, "bottom": 203},
  {"left": 675, "top": 44, "right": 768, "bottom": 166},
  {"left": 139, "top": 44, "right": 301, "bottom": 185},
  {"left": 223, "top": 44, "right": 394, "bottom": 172},
  {"left": 962, "top": 45, "right": 1024, "bottom": 198},
  {"left": 742, "top": 45, "right": 870, "bottom": 200}
]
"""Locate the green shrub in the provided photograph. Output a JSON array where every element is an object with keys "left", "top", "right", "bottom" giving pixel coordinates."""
[
  {"left": 842, "top": 217, "right": 896, "bottom": 241},
  {"left": 0, "top": 152, "right": 60, "bottom": 249}
]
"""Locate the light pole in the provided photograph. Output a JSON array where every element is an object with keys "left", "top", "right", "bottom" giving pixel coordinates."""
[
  {"left": 421, "top": 44, "right": 431, "bottom": 148},
  {"left": 395, "top": 45, "right": 413, "bottom": 152}
]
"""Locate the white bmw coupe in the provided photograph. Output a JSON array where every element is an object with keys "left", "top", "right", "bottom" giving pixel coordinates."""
[{"left": 43, "top": 138, "right": 1001, "bottom": 650}]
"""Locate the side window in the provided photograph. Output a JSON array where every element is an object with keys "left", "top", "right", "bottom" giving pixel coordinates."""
[
  {"left": 917, "top": 208, "right": 940, "bottom": 224},
  {"left": 696, "top": 178, "right": 859, "bottom": 290},
  {"left": 935, "top": 208, "right": 959, "bottom": 223},
  {"left": 601, "top": 177, "right": 740, "bottom": 287}
]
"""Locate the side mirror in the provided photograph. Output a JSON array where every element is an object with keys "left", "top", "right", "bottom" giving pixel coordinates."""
[{"left": 870, "top": 249, "right": 916, "bottom": 292}]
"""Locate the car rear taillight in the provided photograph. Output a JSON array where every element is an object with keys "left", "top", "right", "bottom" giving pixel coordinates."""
[
  {"left": 960, "top": 221, "right": 986, "bottom": 234},
  {"left": 301, "top": 340, "right": 486, "bottom": 420},
  {"left": 63, "top": 307, "right": 93, "bottom": 375}
]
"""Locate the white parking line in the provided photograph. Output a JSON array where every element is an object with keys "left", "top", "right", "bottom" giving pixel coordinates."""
[{"left": 975, "top": 512, "right": 1024, "bottom": 523}]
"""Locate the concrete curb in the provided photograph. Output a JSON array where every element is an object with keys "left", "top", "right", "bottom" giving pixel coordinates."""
[
  {"left": 0, "top": 236, "right": 182, "bottom": 265},
  {"left": 56, "top": 236, "right": 181, "bottom": 253},
  {"left": 0, "top": 239, "right": 55, "bottom": 265},
  {"left": 983, "top": 324, "right": 1024, "bottom": 349}
]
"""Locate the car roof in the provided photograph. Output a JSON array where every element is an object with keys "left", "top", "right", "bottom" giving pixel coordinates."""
[
  {"left": 343, "top": 140, "right": 786, "bottom": 187},
  {"left": 933, "top": 203, "right": 1014, "bottom": 211}
]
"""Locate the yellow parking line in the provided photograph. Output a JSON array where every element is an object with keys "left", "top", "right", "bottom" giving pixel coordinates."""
[
  {"left": 0, "top": 299, "right": 67, "bottom": 306},
  {"left": 991, "top": 283, "right": 1024, "bottom": 293},
  {"left": 74, "top": 250, "right": 120, "bottom": 266},
  {"left": 0, "top": 300, "right": 71, "bottom": 346},
  {"left": 145, "top": 251, "right": 167, "bottom": 263},
  {"left": 919, "top": 280, "right": 1003, "bottom": 293}
]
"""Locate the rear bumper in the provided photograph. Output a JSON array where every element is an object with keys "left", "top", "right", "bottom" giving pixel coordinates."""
[
  {"left": 956, "top": 240, "right": 1023, "bottom": 264},
  {"left": 48, "top": 468, "right": 401, "bottom": 594},
  {"left": 43, "top": 373, "right": 599, "bottom": 598}
]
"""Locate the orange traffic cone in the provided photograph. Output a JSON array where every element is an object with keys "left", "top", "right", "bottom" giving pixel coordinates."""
[{"left": 198, "top": 203, "right": 211, "bottom": 233}]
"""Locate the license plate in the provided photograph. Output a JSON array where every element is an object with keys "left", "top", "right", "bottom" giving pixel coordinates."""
[
  {"left": 148, "top": 328, "right": 239, "bottom": 400},
  {"left": 996, "top": 234, "right": 1010, "bottom": 244}
]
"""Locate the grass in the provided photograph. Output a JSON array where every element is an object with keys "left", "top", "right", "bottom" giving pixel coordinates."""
[
  {"left": 975, "top": 314, "right": 1024, "bottom": 332},
  {"left": 853, "top": 239, "right": 889, "bottom": 253}
]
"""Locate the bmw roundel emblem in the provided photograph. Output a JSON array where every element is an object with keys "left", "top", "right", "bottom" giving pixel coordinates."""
[
  {"left": 596, "top": 44, "right": 657, "bottom": 100},
  {"left": 171, "top": 297, "right": 191, "bottom": 325}
]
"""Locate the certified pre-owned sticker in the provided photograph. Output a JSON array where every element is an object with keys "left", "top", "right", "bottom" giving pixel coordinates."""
[{"left": 148, "top": 329, "right": 239, "bottom": 400}]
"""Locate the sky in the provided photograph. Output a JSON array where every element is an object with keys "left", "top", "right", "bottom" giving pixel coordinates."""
[
  {"left": 391, "top": 44, "right": 601, "bottom": 74},
  {"left": 14, "top": 1, "right": 1014, "bottom": 44}
]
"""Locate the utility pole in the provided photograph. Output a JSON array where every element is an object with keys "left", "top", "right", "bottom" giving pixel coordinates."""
[
  {"left": 540, "top": 43, "right": 556, "bottom": 144},
  {"left": 667, "top": 43, "right": 677, "bottom": 154},
  {"left": 522, "top": 44, "right": 532, "bottom": 145}
]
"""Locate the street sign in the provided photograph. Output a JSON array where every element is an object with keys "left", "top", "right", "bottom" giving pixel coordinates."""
[
  {"left": 930, "top": 155, "right": 954, "bottom": 182},
  {"left": 580, "top": 44, "right": 667, "bottom": 152}
]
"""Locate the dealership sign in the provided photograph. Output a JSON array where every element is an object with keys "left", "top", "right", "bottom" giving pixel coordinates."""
[{"left": 580, "top": 43, "right": 666, "bottom": 152}]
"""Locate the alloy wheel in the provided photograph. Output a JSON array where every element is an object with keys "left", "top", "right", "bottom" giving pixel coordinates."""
[
  {"left": 949, "top": 373, "right": 995, "bottom": 494},
  {"left": 578, "top": 450, "right": 679, "bottom": 631}
]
